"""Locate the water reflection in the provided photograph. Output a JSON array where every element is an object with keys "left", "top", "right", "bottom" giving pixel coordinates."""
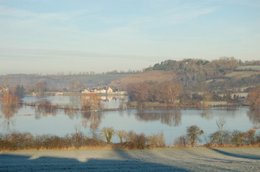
[
  {"left": 225, "top": 106, "right": 238, "bottom": 116},
  {"left": 1, "top": 101, "right": 21, "bottom": 119},
  {"left": 119, "top": 97, "right": 128, "bottom": 110},
  {"left": 0, "top": 92, "right": 21, "bottom": 130},
  {"left": 0, "top": 95, "right": 257, "bottom": 145},
  {"left": 81, "top": 111, "right": 103, "bottom": 138},
  {"left": 81, "top": 111, "right": 103, "bottom": 130},
  {"left": 247, "top": 109, "right": 260, "bottom": 128},
  {"left": 35, "top": 100, "right": 58, "bottom": 118},
  {"left": 135, "top": 110, "right": 181, "bottom": 126},
  {"left": 63, "top": 105, "right": 78, "bottom": 119},
  {"left": 200, "top": 109, "right": 213, "bottom": 119}
]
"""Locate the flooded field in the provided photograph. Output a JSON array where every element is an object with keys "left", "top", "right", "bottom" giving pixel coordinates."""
[{"left": 0, "top": 96, "right": 258, "bottom": 145}]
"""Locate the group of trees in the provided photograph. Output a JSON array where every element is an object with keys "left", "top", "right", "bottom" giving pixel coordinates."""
[
  {"left": 34, "top": 81, "right": 47, "bottom": 96},
  {"left": 209, "top": 129, "right": 257, "bottom": 146},
  {"left": 145, "top": 58, "right": 241, "bottom": 87},
  {"left": 175, "top": 122, "right": 260, "bottom": 147},
  {"left": 144, "top": 57, "right": 260, "bottom": 91},
  {"left": 127, "top": 81, "right": 182, "bottom": 107},
  {"left": 97, "top": 111, "right": 260, "bottom": 147},
  {"left": 127, "top": 79, "right": 247, "bottom": 108},
  {"left": 146, "top": 58, "right": 241, "bottom": 75},
  {"left": 101, "top": 127, "right": 165, "bottom": 149}
]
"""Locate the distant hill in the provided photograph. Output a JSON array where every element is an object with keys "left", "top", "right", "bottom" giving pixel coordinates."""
[
  {"left": 0, "top": 72, "right": 133, "bottom": 91},
  {"left": 114, "top": 58, "right": 260, "bottom": 92},
  {"left": 1, "top": 58, "right": 259, "bottom": 93}
]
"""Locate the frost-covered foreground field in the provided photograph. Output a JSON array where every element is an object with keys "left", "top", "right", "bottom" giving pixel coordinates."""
[{"left": 0, "top": 147, "right": 260, "bottom": 171}]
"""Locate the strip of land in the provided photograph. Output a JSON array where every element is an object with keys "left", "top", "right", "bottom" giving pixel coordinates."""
[{"left": 1, "top": 147, "right": 259, "bottom": 171}]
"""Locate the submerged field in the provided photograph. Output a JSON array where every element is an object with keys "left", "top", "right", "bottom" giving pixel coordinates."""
[{"left": 1, "top": 147, "right": 260, "bottom": 171}]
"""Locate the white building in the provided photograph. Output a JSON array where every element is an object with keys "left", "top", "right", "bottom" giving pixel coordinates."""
[{"left": 81, "top": 89, "right": 90, "bottom": 94}]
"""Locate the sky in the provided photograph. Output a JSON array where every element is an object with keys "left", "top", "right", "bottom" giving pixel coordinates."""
[{"left": 0, "top": 0, "right": 260, "bottom": 74}]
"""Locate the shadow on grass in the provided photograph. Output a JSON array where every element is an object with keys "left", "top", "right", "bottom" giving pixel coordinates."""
[
  {"left": 209, "top": 148, "right": 260, "bottom": 160},
  {"left": 0, "top": 151, "right": 189, "bottom": 172}
]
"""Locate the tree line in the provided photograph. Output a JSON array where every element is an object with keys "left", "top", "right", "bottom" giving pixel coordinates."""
[
  {"left": 145, "top": 57, "right": 260, "bottom": 90},
  {"left": 127, "top": 81, "right": 182, "bottom": 108}
]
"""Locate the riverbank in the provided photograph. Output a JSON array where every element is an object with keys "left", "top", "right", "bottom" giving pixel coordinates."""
[{"left": 1, "top": 147, "right": 259, "bottom": 171}]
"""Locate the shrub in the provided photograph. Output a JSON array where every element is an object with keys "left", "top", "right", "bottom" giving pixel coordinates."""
[
  {"left": 209, "top": 130, "right": 231, "bottom": 145},
  {"left": 147, "top": 133, "right": 165, "bottom": 147},
  {"left": 221, "top": 131, "right": 232, "bottom": 144},
  {"left": 174, "top": 135, "right": 188, "bottom": 147},
  {"left": 187, "top": 125, "right": 204, "bottom": 146},
  {"left": 231, "top": 130, "right": 244, "bottom": 146},
  {"left": 71, "top": 132, "right": 86, "bottom": 148},
  {"left": 0, "top": 132, "right": 106, "bottom": 150},
  {"left": 5, "top": 132, "right": 34, "bottom": 150},
  {"left": 243, "top": 129, "right": 256, "bottom": 145},
  {"left": 126, "top": 131, "right": 147, "bottom": 149},
  {"left": 210, "top": 131, "right": 222, "bottom": 145}
]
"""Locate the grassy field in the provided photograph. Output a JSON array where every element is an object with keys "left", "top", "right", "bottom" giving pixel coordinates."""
[
  {"left": 1, "top": 147, "right": 259, "bottom": 171},
  {"left": 225, "top": 71, "right": 260, "bottom": 79},
  {"left": 236, "top": 65, "right": 260, "bottom": 71},
  {"left": 110, "top": 70, "right": 176, "bottom": 89}
]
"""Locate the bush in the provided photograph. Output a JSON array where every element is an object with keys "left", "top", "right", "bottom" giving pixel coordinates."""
[
  {"left": 231, "top": 130, "right": 244, "bottom": 146},
  {"left": 187, "top": 125, "right": 204, "bottom": 146},
  {"left": 147, "top": 133, "right": 165, "bottom": 147},
  {"left": 221, "top": 131, "right": 232, "bottom": 144},
  {"left": 0, "top": 132, "right": 105, "bottom": 150},
  {"left": 4, "top": 132, "right": 33, "bottom": 150},
  {"left": 208, "top": 129, "right": 259, "bottom": 146},
  {"left": 243, "top": 129, "right": 256, "bottom": 145},
  {"left": 174, "top": 135, "right": 188, "bottom": 147},
  {"left": 126, "top": 131, "right": 147, "bottom": 149},
  {"left": 35, "top": 135, "right": 71, "bottom": 149},
  {"left": 210, "top": 131, "right": 222, "bottom": 145},
  {"left": 70, "top": 132, "right": 86, "bottom": 148},
  {"left": 133, "top": 133, "right": 146, "bottom": 149},
  {"left": 210, "top": 130, "right": 231, "bottom": 145}
]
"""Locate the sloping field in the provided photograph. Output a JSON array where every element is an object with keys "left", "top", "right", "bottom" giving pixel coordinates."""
[
  {"left": 110, "top": 70, "right": 176, "bottom": 89},
  {"left": 1, "top": 147, "right": 259, "bottom": 171},
  {"left": 225, "top": 71, "right": 260, "bottom": 79},
  {"left": 236, "top": 65, "right": 260, "bottom": 71}
]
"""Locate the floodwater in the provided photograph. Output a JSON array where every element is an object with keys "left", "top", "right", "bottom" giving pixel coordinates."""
[{"left": 0, "top": 96, "right": 258, "bottom": 145}]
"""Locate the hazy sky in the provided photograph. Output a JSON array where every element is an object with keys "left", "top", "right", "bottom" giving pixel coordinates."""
[{"left": 0, "top": 0, "right": 260, "bottom": 74}]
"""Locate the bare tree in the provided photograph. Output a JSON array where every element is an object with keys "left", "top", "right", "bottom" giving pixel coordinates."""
[
  {"left": 102, "top": 127, "right": 115, "bottom": 143},
  {"left": 117, "top": 130, "right": 127, "bottom": 143}
]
